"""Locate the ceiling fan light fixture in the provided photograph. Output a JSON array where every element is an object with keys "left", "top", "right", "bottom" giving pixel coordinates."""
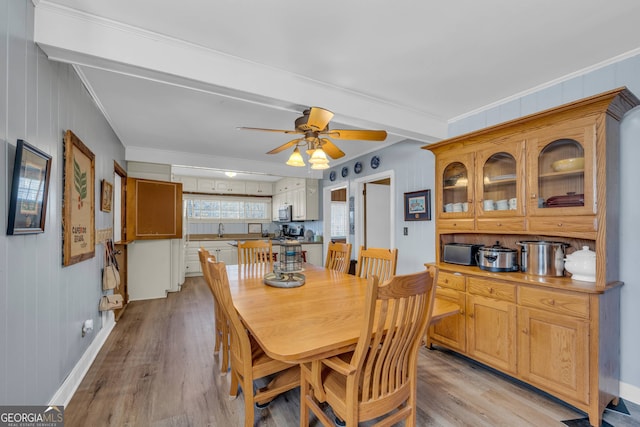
[
  {"left": 286, "top": 147, "right": 306, "bottom": 167},
  {"left": 308, "top": 148, "right": 329, "bottom": 164},
  {"left": 311, "top": 162, "right": 329, "bottom": 170}
]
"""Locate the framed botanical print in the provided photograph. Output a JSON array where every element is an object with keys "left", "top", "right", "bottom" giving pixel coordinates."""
[{"left": 63, "top": 130, "right": 96, "bottom": 266}]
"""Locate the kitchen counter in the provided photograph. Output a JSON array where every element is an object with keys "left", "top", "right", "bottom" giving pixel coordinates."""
[{"left": 188, "top": 234, "right": 323, "bottom": 244}]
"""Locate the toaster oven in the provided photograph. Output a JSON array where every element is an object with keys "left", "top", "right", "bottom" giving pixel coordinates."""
[{"left": 443, "top": 243, "right": 483, "bottom": 266}]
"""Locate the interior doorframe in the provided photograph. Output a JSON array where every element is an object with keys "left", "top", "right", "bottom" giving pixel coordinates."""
[
  {"left": 354, "top": 169, "right": 395, "bottom": 253},
  {"left": 322, "top": 182, "right": 350, "bottom": 265}
]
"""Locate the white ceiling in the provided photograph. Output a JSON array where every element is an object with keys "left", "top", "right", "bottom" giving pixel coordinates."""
[{"left": 33, "top": 0, "right": 640, "bottom": 180}]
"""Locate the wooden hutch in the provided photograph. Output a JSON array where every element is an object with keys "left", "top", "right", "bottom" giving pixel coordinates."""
[{"left": 422, "top": 87, "right": 639, "bottom": 426}]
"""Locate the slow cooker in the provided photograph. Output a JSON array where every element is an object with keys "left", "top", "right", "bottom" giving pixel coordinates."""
[{"left": 476, "top": 242, "right": 519, "bottom": 272}]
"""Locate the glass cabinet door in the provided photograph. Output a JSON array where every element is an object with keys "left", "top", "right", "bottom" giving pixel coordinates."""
[
  {"left": 476, "top": 152, "right": 520, "bottom": 216},
  {"left": 527, "top": 120, "right": 595, "bottom": 216},
  {"left": 437, "top": 153, "right": 474, "bottom": 218}
]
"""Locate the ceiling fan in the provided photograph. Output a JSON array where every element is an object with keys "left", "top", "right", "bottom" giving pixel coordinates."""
[{"left": 238, "top": 107, "right": 387, "bottom": 168}]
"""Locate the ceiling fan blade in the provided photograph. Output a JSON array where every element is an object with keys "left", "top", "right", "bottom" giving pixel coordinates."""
[
  {"left": 306, "top": 107, "right": 334, "bottom": 131},
  {"left": 238, "top": 126, "right": 302, "bottom": 135},
  {"left": 323, "top": 129, "right": 387, "bottom": 141},
  {"left": 267, "top": 138, "right": 301, "bottom": 154},
  {"left": 320, "top": 138, "right": 345, "bottom": 159}
]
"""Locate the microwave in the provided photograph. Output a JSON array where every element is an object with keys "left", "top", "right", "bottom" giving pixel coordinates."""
[{"left": 278, "top": 205, "right": 292, "bottom": 222}]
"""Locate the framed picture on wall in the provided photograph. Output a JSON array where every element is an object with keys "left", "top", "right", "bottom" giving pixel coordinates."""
[
  {"left": 7, "top": 139, "right": 52, "bottom": 235},
  {"left": 101, "top": 180, "right": 113, "bottom": 212},
  {"left": 404, "top": 189, "right": 431, "bottom": 221},
  {"left": 63, "top": 130, "right": 96, "bottom": 266}
]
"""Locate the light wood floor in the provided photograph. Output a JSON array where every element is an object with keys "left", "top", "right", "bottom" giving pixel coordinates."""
[{"left": 66, "top": 277, "right": 640, "bottom": 427}]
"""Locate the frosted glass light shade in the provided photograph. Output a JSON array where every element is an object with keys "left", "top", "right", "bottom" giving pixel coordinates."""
[{"left": 286, "top": 147, "right": 305, "bottom": 167}]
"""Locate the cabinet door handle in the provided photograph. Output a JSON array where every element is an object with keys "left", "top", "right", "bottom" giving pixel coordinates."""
[
  {"left": 522, "top": 328, "right": 529, "bottom": 335},
  {"left": 557, "top": 223, "right": 563, "bottom": 227},
  {"left": 468, "top": 313, "right": 474, "bottom": 319},
  {"left": 530, "top": 193, "right": 537, "bottom": 199}
]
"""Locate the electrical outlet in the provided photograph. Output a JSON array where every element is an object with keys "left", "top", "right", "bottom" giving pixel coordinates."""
[
  {"left": 82, "top": 319, "right": 94, "bottom": 337},
  {"left": 403, "top": 227, "right": 408, "bottom": 236}
]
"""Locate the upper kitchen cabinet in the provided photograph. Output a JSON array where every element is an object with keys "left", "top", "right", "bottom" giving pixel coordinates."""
[
  {"left": 435, "top": 152, "right": 475, "bottom": 231},
  {"left": 274, "top": 178, "right": 320, "bottom": 221},
  {"left": 196, "top": 178, "right": 246, "bottom": 194},
  {"left": 172, "top": 175, "right": 198, "bottom": 192},
  {"left": 425, "top": 87, "right": 639, "bottom": 240},
  {"left": 127, "top": 177, "right": 183, "bottom": 240},
  {"left": 245, "top": 181, "right": 274, "bottom": 196},
  {"left": 525, "top": 118, "right": 594, "bottom": 217}
]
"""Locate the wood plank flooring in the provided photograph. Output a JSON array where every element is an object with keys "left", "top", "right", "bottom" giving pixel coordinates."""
[{"left": 65, "top": 277, "right": 640, "bottom": 426}]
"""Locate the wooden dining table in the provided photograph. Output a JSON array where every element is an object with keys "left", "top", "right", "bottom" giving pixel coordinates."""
[{"left": 227, "top": 263, "right": 459, "bottom": 364}]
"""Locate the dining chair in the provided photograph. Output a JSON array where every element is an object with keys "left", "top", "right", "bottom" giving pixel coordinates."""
[
  {"left": 300, "top": 266, "right": 438, "bottom": 427},
  {"left": 355, "top": 245, "right": 398, "bottom": 282},
  {"left": 198, "top": 247, "right": 229, "bottom": 375},
  {"left": 237, "top": 240, "right": 273, "bottom": 264},
  {"left": 325, "top": 242, "right": 352, "bottom": 274},
  {"left": 205, "top": 259, "right": 300, "bottom": 427}
]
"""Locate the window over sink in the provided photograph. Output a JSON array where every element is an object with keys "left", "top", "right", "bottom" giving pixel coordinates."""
[{"left": 184, "top": 194, "right": 271, "bottom": 221}]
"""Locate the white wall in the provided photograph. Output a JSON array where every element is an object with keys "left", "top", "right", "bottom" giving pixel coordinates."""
[
  {"left": 448, "top": 52, "right": 640, "bottom": 402},
  {"left": 0, "top": 0, "right": 125, "bottom": 404},
  {"left": 322, "top": 141, "right": 436, "bottom": 275}
]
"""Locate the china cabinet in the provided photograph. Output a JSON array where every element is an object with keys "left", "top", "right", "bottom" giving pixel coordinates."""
[{"left": 423, "top": 87, "right": 639, "bottom": 427}]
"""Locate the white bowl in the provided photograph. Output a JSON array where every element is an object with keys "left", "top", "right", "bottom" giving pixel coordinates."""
[{"left": 551, "top": 157, "right": 584, "bottom": 172}]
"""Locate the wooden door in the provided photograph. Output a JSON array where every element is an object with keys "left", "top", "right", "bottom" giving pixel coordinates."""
[
  {"left": 517, "top": 306, "right": 589, "bottom": 405},
  {"left": 126, "top": 177, "right": 183, "bottom": 239},
  {"left": 466, "top": 294, "right": 517, "bottom": 374}
]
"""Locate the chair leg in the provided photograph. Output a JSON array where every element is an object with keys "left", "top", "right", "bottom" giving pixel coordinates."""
[
  {"left": 220, "top": 321, "right": 230, "bottom": 375},
  {"left": 229, "top": 371, "right": 239, "bottom": 400},
  {"left": 214, "top": 319, "right": 222, "bottom": 355},
  {"left": 243, "top": 378, "right": 255, "bottom": 427},
  {"left": 300, "top": 369, "right": 310, "bottom": 427}
]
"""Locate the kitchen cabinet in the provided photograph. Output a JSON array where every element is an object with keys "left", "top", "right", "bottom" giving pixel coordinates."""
[
  {"left": 126, "top": 178, "right": 182, "bottom": 240},
  {"left": 301, "top": 243, "right": 322, "bottom": 266},
  {"left": 428, "top": 271, "right": 466, "bottom": 352},
  {"left": 517, "top": 286, "right": 591, "bottom": 405},
  {"left": 245, "top": 181, "right": 273, "bottom": 196},
  {"left": 466, "top": 278, "right": 517, "bottom": 374},
  {"left": 423, "top": 88, "right": 639, "bottom": 427},
  {"left": 185, "top": 240, "right": 238, "bottom": 275},
  {"left": 172, "top": 175, "right": 198, "bottom": 192},
  {"left": 196, "top": 178, "right": 246, "bottom": 194},
  {"left": 273, "top": 178, "right": 319, "bottom": 221}
]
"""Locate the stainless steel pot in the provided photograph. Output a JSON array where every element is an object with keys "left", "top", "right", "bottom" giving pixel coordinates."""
[
  {"left": 516, "top": 240, "right": 569, "bottom": 276},
  {"left": 476, "top": 242, "right": 519, "bottom": 272}
]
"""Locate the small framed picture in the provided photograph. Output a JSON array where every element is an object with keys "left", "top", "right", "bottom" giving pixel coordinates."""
[
  {"left": 404, "top": 189, "right": 431, "bottom": 221},
  {"left": 248, "top": 223, "right": 262, "bottom": 234},
  {"left": 101, "top": 180, "right": 113, "bottom": 212},
  {"left": 7, "top": 139, "right": 52, "bottom": 235}
]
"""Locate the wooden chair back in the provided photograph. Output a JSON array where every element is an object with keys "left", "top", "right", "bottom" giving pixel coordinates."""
[
  {"left": 205, "top": 260, "right": 299, "bottom": 427},
  {"left": 355, "top": 246, "right": 398, "bottom": 282},
  {"left": 197, "top": 248, "right": 229, "bottom": 375},
  {"left": 237, "top": 240, "right": 273, "bottom": 264},
  {"left": 325, "top": 242, "right": 352, "bottom": 273},
  {"left": 300, "top": 266, "right": 438, "bottom": 426}
]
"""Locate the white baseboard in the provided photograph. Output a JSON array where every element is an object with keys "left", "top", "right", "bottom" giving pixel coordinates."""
[
  {"left": 620, "top": 381, "right": 640, "bottom": 406},
  {"left": 49, "top": 311, "right": 116, "bottom": 407}
]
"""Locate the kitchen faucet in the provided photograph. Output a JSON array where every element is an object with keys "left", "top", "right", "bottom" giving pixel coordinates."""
[{"left": 218, "top": 222, "right": 224, "bottom": 238}]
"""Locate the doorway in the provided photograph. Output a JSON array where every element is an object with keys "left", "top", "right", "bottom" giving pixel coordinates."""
[
  {"left": 356, "top": 170, "right": 394, "bottom": 254},
  {"left": 113, "top": 161, "right": 128, "bottom": 320},
  {"left": 322, "top": 183, "right": 351, "bottom": 264}
]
